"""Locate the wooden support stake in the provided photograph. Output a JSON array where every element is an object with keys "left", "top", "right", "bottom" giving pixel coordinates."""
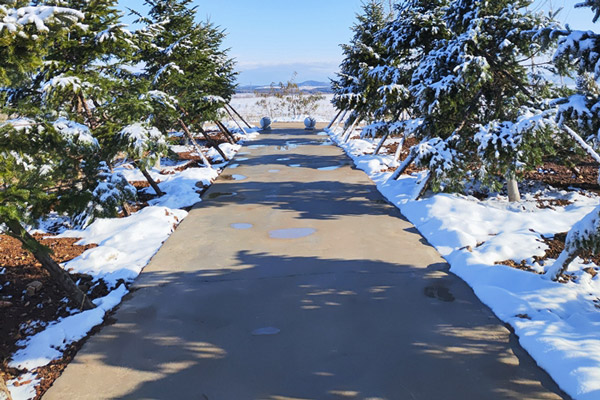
[
  {"left": 226, "top": 104, "right": 252, "bottom": 129},
  {"left": 223, "top": 106, "right": 246, "bottom": 136},
  {"left": 326, "top": 109, "right": 343, "bottom": 130},
  {"left": 343, "top": 117, "right": 362, "bottom": 142},
  {"left": 393, "top": 136, "right": 405, "bottom": 164},
  {"left": 178, "top": 119, "right": 212, "bottom": 168},
  {"left": 199, "top": 127, "right": 229, "bottom": 162},
  {"left": 374, "top": 131, "right": 389, "bottom": 155},
  {"left": 215, "top": 120, "right": 235, "bottom": 144},
  {"left": 332, "top": 109, "right": 348, "bottom": 132},
  {"left": 339, "top": 113, "right": 354, "bottom": 139},
  {"left": 389, "top": 151, "right": 416, "bottom": 181},
  {"left": 415, "top": 171, "right": 432, "bottom": 200}
]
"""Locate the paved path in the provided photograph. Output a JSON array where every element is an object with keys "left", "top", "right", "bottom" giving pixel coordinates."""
[{"left": 45, "top": 126, "right": 567, "bottom": 400}]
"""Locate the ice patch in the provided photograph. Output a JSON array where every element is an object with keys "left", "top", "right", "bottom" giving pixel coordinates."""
[
  {"left": 251, "top": 327, "right": 281, "bottom": 336},
  {"left": 231, "top": 223, "right": 253, "bottom": 230},
  {"left": 269, "top": 228, "right": 316, "bottom": 239}
]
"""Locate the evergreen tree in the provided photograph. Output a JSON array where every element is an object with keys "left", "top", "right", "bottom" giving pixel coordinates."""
[
  {"left": 0, "top": 1, "right": 150, "bottom": 310},
  {"left": 408, "top": 0, "right": 556, "bottom": 199},
  {"left": 134, "top": 0, "right": 237, "bottom": 165},
  {"left": 331, "top": 0, "right": 390, "bottom": 129},
  {"left": 366, "top": 0, "right": 450, "bottom": 152},
  {"left": 545, "top": 1, "right": 600, "bottom": 280}
]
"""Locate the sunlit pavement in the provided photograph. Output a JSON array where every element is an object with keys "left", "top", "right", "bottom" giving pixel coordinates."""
[{"left": 44, "top": 125, "right": 568, "bottom": 400}]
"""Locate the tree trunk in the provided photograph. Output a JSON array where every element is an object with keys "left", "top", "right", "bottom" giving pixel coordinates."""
[
  {"left": 215, "top": 121, "right": 236, "bottom": 144},
  {"left": 226, "top": 104, "right": 252, "bottom": 129},
  {"left": 0, "top": 374, "right": 12, "bottom": 400},
  {"left": 507, "top": 173, "right": 521, "bottom": 202},
  {"left": 326, "top": 109, "right": 343, "bottom": 131},
  {"left": 121, "top": 201, "right": 131, "bottom": 217},
  {"left": 198, "top": 127, "right": 229, "bottom": 162},
  {"left": 178, "top": 119, "right": 212, "bottom": 168},
  {"left": 374, "top": 132, "right": 389, "bottom": 155},
  {"left": 135, "top": 163, "right": 164, "bottom": 196},
  {"left": 5, "top": 219, "right": 95, "bottom": 311},
  {"left": 223, "top": 106, "right": 247, "bottom": 136}
]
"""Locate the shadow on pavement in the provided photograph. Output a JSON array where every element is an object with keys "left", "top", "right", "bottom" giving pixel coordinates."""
[{"left": 66, "top": 251, "right": 569, "bottom": 400}]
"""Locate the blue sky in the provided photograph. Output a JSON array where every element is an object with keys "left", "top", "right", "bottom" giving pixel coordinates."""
[{"left": 118, "top": 0, "right": 597, "bottom": 86}]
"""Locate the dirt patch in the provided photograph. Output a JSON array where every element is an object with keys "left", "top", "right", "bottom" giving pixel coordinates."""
[
  {"left": 383, "top": 137, "right": 427, "bottom": 174},
  {"left": 495, "top": 259, "right": 541, "bottom": 274},
  {"left": 176, "top": 151, "right": 208, "bottom": 162},
  {"left": 0, "top": 234, "right": 106, "bottom": 399},
  {"left": 160, "top": 160, "right": 201, "bottom": 175},
  {"left": 525, "top": 161, "right": 600, "bottom": 193},
  {"left": 534, "top": 196, "right": 573, "bottom": 210},
  {"left": 496, "top": 232, "right": 600, "bottom": 282}
]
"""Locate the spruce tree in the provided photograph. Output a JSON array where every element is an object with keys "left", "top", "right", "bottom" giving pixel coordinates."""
[
  {"left": 0, "top": 3, "right": 98, "bottom": 309},
  {"left": 368, "top": 0, "right": 450, "bottom": 154},
  {"left": 134, "top": 0, "right": 237, "bottom": 165},
  {"left": 0, "top": 1, "right": 151, "bottom": 310},
  {"left": 545, "top": 1, "right": 600, "bottom": 280},
  {"left": 331, "top": 0, "right": 390, "bottom": 130},
  {"left": 408, "top": 0, "right": 556, "bottom": 199}
]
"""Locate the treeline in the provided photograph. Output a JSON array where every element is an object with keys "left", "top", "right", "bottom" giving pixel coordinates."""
[
  {"left": 0, "top": 1, "right": 236, "bottom": 308},
  {"left": 331, "top": 0, "right": 600, "bottom": 280}
]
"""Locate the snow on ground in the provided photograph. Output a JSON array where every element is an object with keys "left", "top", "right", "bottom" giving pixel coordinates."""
[
  {"left": 326, "top": 127, "right": 600, "bottom": 400},
  {"left": 7, "top": 127, "right": 259, "bottom": 399},
  {"left": 229, "top": 93, "right": 336, "bottom": 123}
]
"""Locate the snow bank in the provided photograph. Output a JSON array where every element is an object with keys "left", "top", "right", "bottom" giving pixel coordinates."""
[
  {"left": 58, "top": 207, "right": 187, "bottom": 286},
  {"left": 327, "top": 127, "right": 600, "bottom": 400}
]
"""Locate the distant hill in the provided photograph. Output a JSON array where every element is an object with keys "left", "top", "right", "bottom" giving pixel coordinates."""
[{"left": 236, "top": 80, "right": 332, "bottom": 94}]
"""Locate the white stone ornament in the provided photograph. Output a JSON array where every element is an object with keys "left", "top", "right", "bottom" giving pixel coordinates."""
[
  {"left": 260, "top": 117, "right": 272, "bottom": 130},
  {"left": 304, "top": 117, "right": 316, "bottom": 130}
]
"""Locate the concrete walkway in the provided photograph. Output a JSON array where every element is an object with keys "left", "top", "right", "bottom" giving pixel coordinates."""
[{"left": 45, "top": 125, "right": 567, "bottom": 400}]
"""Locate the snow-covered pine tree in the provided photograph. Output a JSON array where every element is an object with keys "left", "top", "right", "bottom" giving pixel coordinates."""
[
  {"left": 368, "top": 0, "right": 450, "bottom": 156},
  {"left": 0, "top": 3, "right": 84, "bottom": 88},
  {"left": 545, "top": 1, "right": 600, "bottom": 280},
  {"left": 409, "top": 0, "right": 556, "bottom": 200},
  {"left": 331, "top": 0, "right": 390, "bottom": 132},
  {"left": 134, "top": 0, "right": 237, "bottom": 165},
  {"left": 0, "top": 3, "right": 98, "bottom": 310},
  {"left": 12, "top": 0, "right": 161, "bottom": 205}
]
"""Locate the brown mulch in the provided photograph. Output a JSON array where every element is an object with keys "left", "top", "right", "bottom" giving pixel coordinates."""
[
  {"left": 160, "top": 160, "right": 201, "bottom": 174},
  {"left": 496, "top": 232, "right": 600, "bottom": 282},
  {"left": 0, "top": 234, "right": 107, "bottom": 398},
  {"left": 382, "top": 137, "right": 427, "bottom": 174},
  {"left": 525, "top": 161, "right": 600, "bottom": 193},
  {"left": 534, "top": 196, "right": 573, "bottom": 210},
  {"left": 176, "top": 151, "right": 207, "bottom": 162}
]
